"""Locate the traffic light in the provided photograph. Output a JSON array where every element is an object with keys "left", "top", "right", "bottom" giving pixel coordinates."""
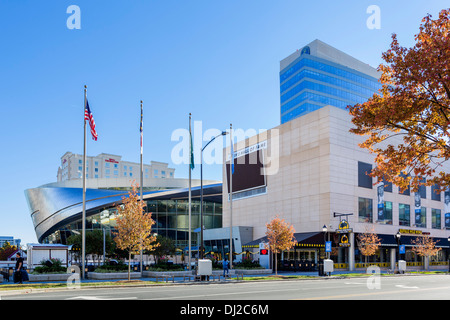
[{"left": 260, "top": 249, "right": 268, "bottom": 255}]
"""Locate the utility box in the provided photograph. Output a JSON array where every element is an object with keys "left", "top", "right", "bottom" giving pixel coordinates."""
[
  {"left": 197, "top": 259, "right": 212, "bottom": 276},
  {"left": 324, "top": 259, "right": 334, "bottom": 274},
  {"left": 398, "top": 260, "right": 406, "bottom": 274}
]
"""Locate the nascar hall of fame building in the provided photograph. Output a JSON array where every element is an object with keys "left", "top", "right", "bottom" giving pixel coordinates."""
[{"left": 25, "top": 154, "right": 222, "bottom": 253}]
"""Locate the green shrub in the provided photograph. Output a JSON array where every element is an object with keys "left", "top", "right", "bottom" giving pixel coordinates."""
[
  {"left": 32, "top": 258, "right": 66, "bottom": 274},
  {"left": 234, "top": 258, "right": 263, "bottom": 270},
  {"left": 95, "top": 261, "right": 128, "bottom": 272}
]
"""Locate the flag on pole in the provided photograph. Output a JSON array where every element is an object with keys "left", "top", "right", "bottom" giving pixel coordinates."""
[
  {"left": 84, "top": 99, "right": 98, "bottom": 141},
  {"left": 230, "top": 137, "right": 234, "bottom": 174},
  {"left": 189, "top": 130, "right": 195, "bottom": 170},
  {"left": 140, "top": 101, "right": 143, "bottom": 153}
]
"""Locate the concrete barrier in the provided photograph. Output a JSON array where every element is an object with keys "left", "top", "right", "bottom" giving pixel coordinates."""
[
  {"left": 235, "top": 269, "right": 272, "bottom": 275},
  {"left": 28, "top": 274, "right": 72, "bottom": 282},
  {"left": 87, "top": 272, "right": 142, "bottom": 280},
  {"left": 142, "top": 270, "right": 194, "bottom": 278}
]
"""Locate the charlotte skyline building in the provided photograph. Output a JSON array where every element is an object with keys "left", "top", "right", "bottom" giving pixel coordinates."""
[
  {"left": 279, "top": 39, "right": 381, "bottom": 124},
  {"left": 57, "top": 152, "right": 175, "bottom": 182}
]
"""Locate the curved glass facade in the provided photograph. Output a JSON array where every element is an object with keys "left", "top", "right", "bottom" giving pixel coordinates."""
[
  {"left": 25, "top": 184, "right": 222, "bottom": 249},
  {"left": 280, "top": 55, "right": 381, "bottom": 123},
  {"left": 44, "top": 199, "right": 222, "bottom": 249}
]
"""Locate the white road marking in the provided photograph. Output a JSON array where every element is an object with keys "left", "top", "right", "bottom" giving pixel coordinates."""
[{"left": 66, "top": 296, "right": 137, "bottom": 300}]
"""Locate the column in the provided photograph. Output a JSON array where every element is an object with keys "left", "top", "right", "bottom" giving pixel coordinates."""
[
  {"left": 349, "top": 232, "right": 355, "bottom": 271},
  {"left": 390, "top": 248, "right": 396, "bottom": 271}
]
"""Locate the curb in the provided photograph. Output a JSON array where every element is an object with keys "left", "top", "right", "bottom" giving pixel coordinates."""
[{"left": 1, "top": 272, "right": 448, "bottom": 297}]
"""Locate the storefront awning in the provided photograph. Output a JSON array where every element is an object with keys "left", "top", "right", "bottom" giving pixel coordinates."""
[
  {"left": 242, "top": 232, "right": 322, "bottom": 248},
  {"left": 371, "top": 234, "right": 450, "bottom": 248}
]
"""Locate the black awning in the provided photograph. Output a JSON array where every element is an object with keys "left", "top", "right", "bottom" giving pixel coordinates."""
[
  {"left": 375, "top": 233, "right": 398, "bottom": 247},
  {"left": 397, "top": 235, "right": 449, "bottom": 248},
  {"left": 243, "top": 232, "right": 322, "bottom": 248},
  {"left": 364, "top": 233, "right": 450, "bottom": 248}
]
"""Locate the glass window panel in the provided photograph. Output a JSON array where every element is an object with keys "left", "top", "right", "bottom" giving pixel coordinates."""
[
  {"left": 157, "top": 201, "right": 167, "bottom": 213},
  {"left": 358, "top": 162, "right": 372, "bottom": 189},
  {"left": 156, "top": 213, "right": 167, "bottom": 229},
  {"left": 432, "top": 209, "right": 441, "bottom": 229},
  {"left": 167, "top": 213, "right": 177, "bottom": 229},
  {"left": 176, "top": 200, "right": 187, "bottom": 213},
  {"left": 358, "top": 197, "right": 373, "bottom": 223},
  {"left": 431, "top": 184, "right": 441, "bottom": 201},
  {"left": 414, "top": 207, "right": 427, "bottom": 228},
  {"left": 399, "top": 204, "right": 411, "bottom": 226},
  {"left": 167, "top": 200, "right": 177, "bottom": 213}
]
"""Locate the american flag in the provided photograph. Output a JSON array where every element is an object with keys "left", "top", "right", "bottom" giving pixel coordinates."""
[{"left": 84, "top": 99, "right": 98, "bottom": 141}]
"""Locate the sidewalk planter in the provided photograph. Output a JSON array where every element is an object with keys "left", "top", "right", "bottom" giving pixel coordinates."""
[
  {"left": 87, "top": 272, "right": 142, "bottom": 280},
  {"left": 28, "top": 274, "right": 72, "bottom": 282}
]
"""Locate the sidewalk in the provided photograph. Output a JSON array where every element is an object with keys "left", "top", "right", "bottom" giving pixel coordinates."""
[{"left": 1, "top": 268, "right": 448, "bottom": 295}]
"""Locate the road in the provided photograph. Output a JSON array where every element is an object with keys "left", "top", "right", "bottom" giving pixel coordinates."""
[{"left": 2, "top": 274, "right": 450, "bottom": 301}]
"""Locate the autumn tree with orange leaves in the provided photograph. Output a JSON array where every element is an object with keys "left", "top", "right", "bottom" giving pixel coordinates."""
[
  {"left": 265, "top": 215, "right": 297, "bottom": 275},
  {"left": 114, "top": 182, "right": 158, "bottom": 280},
  {"left": 349, "top": 9, "right": 450, "bottom": 192},
  {"left": 411, "top": 235, "right": 441, "bottom": 271},
  {"left": 357, "top": 226, "right": 381, "bottom": 265}
]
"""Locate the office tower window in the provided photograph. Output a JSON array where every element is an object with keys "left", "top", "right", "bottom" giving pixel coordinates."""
[
  {"left": 415, "top": 207, "right": 427, "bottom": 228},
  {"left": 399, "top": 173, "right": 411, "bottom": 196},
  {"left": 358, "top": 162, "right": 372, "bottom": 189},
  {"left": 431, "top": 184, "right": 441, "bottom": 201},
  {"left": 358, "top": 197, "right": 373, "bottom": 223},
  {"left": 399, "top": 204, "right": 411, "bottom": 226},
  {"left": 418, "top": 178, "right": 426, "bottom": 199},
  {"left": 378, "top": 201, "right": 392, "bottom": 225},
  {"left": 432, "top": 209, "right": 441, "bottom": 229}
]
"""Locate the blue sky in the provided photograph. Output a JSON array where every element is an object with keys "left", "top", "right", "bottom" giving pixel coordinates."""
[{"left": 0, "top": 1, "right": 447, "bottom": 245}]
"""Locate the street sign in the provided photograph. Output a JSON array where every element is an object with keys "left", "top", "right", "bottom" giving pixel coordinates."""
[
  {"left": 325, "top": 241, "right": 332, "bottom": 253},
  {"left": 399, "top": 245, "right": 406, "bottom": 254}
]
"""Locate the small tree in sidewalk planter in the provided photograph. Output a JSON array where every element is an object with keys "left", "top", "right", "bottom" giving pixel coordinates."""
[
  {"left": 357, "top": 225, "right": 382, "bottom": 265},
  {"left": 114, "top": 182, "right": 159, "bottom": 280},
  {"left": 265, "top": 215, "right": 297, "bottom": 276},
  {"left": 411, "top": 235, "right": 441, "bottom": 271}
]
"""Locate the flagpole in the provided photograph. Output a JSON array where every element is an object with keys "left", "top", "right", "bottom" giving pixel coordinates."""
[
  {"left": 188, "top": 113, "right": 192, "bottom": 271},
  {"left": 82, "top": 85, "right": 87, "bottom": 280},
  {"left": 140, "top": 100, "right": 144, "bottom": 273},
  {"left": 229, "top": 123, "right": 233, "bottom": 270}
]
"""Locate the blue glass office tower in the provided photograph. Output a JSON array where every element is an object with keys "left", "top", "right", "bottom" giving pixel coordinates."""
[{"left": 280, "top": 39, "right": 381, "bottom": 124}]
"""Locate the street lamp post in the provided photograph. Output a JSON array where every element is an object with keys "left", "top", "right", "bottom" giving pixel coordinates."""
[
  {"left": 200, "top": 131, "right": 228, "bottom": 259},
  {"left": 395, "top": 231, "right": 402, "bottom": 270},
  {"left": 322, "top": 225, "right": 328, "bottom": 259},
  {"left": 448, "top": 236, "right": 450, "bottom": 273}
]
